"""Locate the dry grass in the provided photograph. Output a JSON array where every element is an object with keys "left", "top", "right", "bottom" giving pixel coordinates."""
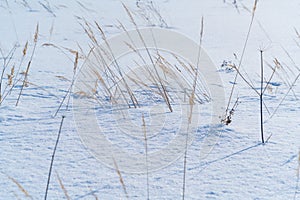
[
  {"left": 0, "top": 36, "right": 35, "bottom": 105},
  {"left": 56, "top": 172, "right": 71, "bottom": 200},
  {"left": 65, "top": 50, "right": 79, "bottom": 110},
  {"left": 7, "top": 65, "right": 14, "bottom": 86},
  {"left": 134, "top": 0, "right": 168, "bottom": 28},
  {"left": 113, "top": 157, "right": 129, "bottom": 199},
  {"left": 182, "top": 16, "right": 204, "bottom": 200},
  {"left": 224, "top": 0, "right": 259, "bottom": 122},
  {"left": 8, "top": 176, "right": 32, "bottom": 199},
  {"left": 122, "top": 3, "right": 173, "bottom": 112},
  {"left": 94, "top": 20, "right": 139, "bottom": 108},
  {"left": 23, "top": 41, "right": 28, "bottom": 56},
  {"left": 59, "top": 4, "right": 214, "bottom": 199},
  {"left": 42, "top": 43, "right": 84, "bottom": 116},
  {"left": 16, "top": 23, "right": 39, "bottom": 106},
  {"left": 0, "top": 45, "right": 17, "bottom": 104}
]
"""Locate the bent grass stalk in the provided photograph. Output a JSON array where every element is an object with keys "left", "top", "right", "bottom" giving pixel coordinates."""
[
  {"left": 94, "top": 21, "right": 139, "bottom": 108},
  {"left": 80, "top": 22, "right": 133, "bottom": 108},
  {"left": 122, "top": 3, "right": 173, "bottom": 112},
  {"left": 118, "top": 20, "right": 178, "bottom": 111}
]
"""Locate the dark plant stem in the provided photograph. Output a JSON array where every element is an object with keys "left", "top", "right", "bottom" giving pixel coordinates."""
[
  {"left": 260, "top": 50, "right": 264, "bottom": 144},
  {"left": 44, "top": 115, "right": 65, "bottom": 200}
]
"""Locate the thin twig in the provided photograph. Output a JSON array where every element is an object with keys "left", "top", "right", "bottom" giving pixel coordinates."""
[
  {"left": 183, "top": 17, "right": 204, "bottom": 200},
  {"left": 44, "top": 115, "right": 65, "bottom": 200},
  {"left": 260, "top": 50, "right": 264, "bottom": 143},
  {"left": 267, "top": 71, "right": 300, "bottom": 121}
]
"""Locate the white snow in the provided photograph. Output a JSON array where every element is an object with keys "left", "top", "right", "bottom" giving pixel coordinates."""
[{"left": 1, "top": 0, "right": 300, "bottom": 199}]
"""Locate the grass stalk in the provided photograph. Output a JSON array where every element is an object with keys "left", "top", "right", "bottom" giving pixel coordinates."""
[
  {"left": 44, "top": 115, "right": 65, "bottom": 200},
  {"left": 182, "top": 123, "right": 189, "bottom": 200},
  {"left": 112, "top": 157, "right": 129, "bottom": 199},
  {"left": 0, "top": 44, "right": 17, "bottom": 104},
  {"left": 268, "top": 71, "right": 300, "bottom": 121},
  {"left": 11, "top": 41, "right": 28, "bottom": 90},
  {"left": 95, "top": 21, "right": 139, "bottom": 108},
  {"left": 8, "top": 176, "right": 32, "bottom": 199},
  {"left": 56, "top": 172, "right": 70, "bottom": 200},
  {"left": 260, "top": 50, "right": 264, "bottom": 143},
  {"left": 182, "top": 17, "right": 204, "bottom": 200},
  {"left": 65, "top": 51, "right": 79, "bottom": 111},
  {"left": 122, "top": 3, "right": 173, "bottom": 112},
  {"left": 225, "top": 0, "right": 258, "bottom": 119},
  {"left": 142, "top": 114, "right": 150, "bottom": 200},
  {"left": 16, "top": 23, "right": 39, "bottom": 106}
]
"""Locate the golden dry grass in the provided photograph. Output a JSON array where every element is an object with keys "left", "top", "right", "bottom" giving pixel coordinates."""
[
  {"left": 56, "top": 173, "right": 70, "bottom": 200},
  {"left": 8, "top": 176, "right": 32, "bottom": 199},
  {"left": 16, "top": 23, "right": 39, "bottom": 106},
  {"left": 113, "top": 157, "right": 129, "bottom": 199}
]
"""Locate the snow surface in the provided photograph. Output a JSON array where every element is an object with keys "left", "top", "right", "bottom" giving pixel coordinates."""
[{"left": 1, "top": 0, "right": 300, "bottom": 199}]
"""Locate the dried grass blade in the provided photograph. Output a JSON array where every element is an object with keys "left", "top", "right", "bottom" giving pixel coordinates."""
[
  {"left": 56, "top": 173, "right": 70, "bottom": 200},
  {"left": 8, "top": 176, "right": 32, "bottom": 199}
]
